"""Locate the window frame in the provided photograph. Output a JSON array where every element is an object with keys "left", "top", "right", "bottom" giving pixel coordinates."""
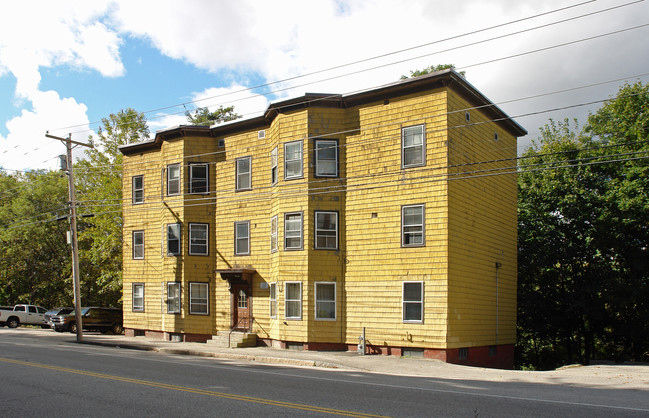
[
  {"left": 270, "top": 215, "right": 278, "bottom": 253},
  {"left": 269, "top": 282, "right": 277, "bottom": 318},
  {"left": 315, "top": 282, "right": 336, "bottom": 321},
  {"left": 271, "top": 146, "right": 278, "bottom": 185},
  {"left": 189, "top": 163, "right": 209, "bottom": 194},
  {"left": 189, "top": 223, "right": 209, "bottom": 256},
  {"left": 401, "top": 124, "right": 426, "bottom": 168},
  {"left": 189, "top": 282, "right": 209, "bottom": 315},
  {"left": 167, "top": 163, "right": 181, "bottom": 196},
  {"left": 284, "top": 212, "right": 303, "bottom": 250},
  {"left": 402, "top": 281, "right": 424, "bottom": 323},
  {"left": 167, "top": 282, "right": 181, "bottom": 314},
  {"left": 235, "top": 156, "right": 252, "bottom": 191},
  {"left": 132, "top": 175, "right": 144, "bottom": 204},
  {"left": 234, "top": 220, "right": 250, "bottom": 256},
  {"left": 167, "top": 223, "right": 181, "bottom": 256},
  {"left": 401, "top": 204, "right": 425, "bottom": 247},
  {"left": 284, "top": 140, "right": 303, "bottom": 180},
  {"left": 132, "top": 230, "right": 144, "bottom": 259},
  {"left": 314, "top": 211, "right": 338, "bottom": 250},
  {"left": 285, "top": 282, "right": 302, "bottom": 320},
  {"left": 314, "top": 139, "right": 338, "bottom": 177},
  {"left": 132, "top": 283, "right": 144, "bottom": 312}
]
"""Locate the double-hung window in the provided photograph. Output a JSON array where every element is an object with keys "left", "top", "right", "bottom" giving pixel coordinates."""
[
  {"left": 315, "top": 139, "right": 338, "bottom": 177},
  {"left": 167, "top": 223, "right": 181, "bottom": 256},
  {"left": 402, "top": 125, "right": 425, "bottom": 168},
  {"left": 270, "top": 147, "right": 278, "bottom": 185},
  {"left": 402, "top": 204, "right": 425, "bottom": 247},
  {"left": 132, "top": 230, "right": 144, "bottom": 259},
  {"left": 236, "top": 156, "right": 251, "bottom": 191},
  {"left": 235, "top": 221, "right": 250, "bottom": 255},
  {"left": 189, "top": 282, "right": 209, "bottom": 315},
  {"left": 132, "top": 175, "right": 144, "bottom": 204},
  {"left": 315, "top": 282, "right": 336, "bottom": 320},
  {"left": 167, "top": 163, "right": 181, "bottom": 195},
  {"left": 189, "top": 223, "right": 208, "bottom": 256},
  {"left": 167, "top": 282, "right": 181, "bottom": 313},
  {"left": 285, "top": 282, "right": 302, "bottom": 319},
  {"left": 270, "top": 215, "right": 278, "bottom": 253},
  {"left": 269, "top": 282, "right": 277, "bottom": 318},
  {"left": 284, "top": 212, "right": 303, "bottom": 250},
  {"left": 132, "top": 283, "right": 144, "bottom": 312},
  {"left": 403, "top": 281, "right": 423, "bottom": 322},
  {"left": 189, "top": 163, "right": 208, "bottom": 194},
  {"left": 315, "top": 211, "right": 338, "bottom": 250},
  {"left": 284, "top": 140, "right": 303, "bottom": 179}
]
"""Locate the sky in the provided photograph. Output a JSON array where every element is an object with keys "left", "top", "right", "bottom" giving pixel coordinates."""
[{"left": 1, "top": 0, "right": 648, "bottom": 172}]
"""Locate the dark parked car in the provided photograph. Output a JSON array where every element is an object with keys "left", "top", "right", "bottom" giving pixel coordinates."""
[
  {"left": 51, "top": 307, "right": 123, "bottom": 334},
  {"left": 43, "top": 307, "right": 74, "bottom": 328}
]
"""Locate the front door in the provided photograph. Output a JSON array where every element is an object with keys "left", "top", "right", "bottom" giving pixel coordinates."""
[{"left": 232, "top": 284, "right": 251, "bottom": 331}]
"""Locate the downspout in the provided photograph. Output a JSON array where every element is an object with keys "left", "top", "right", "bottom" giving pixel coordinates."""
[{"left": 495, "top": 262, "right": 502, "bottom": 345}]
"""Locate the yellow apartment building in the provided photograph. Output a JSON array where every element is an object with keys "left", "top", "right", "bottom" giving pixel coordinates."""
[{"left": 120, "top": 70, "right": 526, "bottom": 368}]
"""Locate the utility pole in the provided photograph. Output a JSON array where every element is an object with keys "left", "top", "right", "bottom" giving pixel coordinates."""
[{"left": 46, "top": 132, "right": 93, "bottom": 343}]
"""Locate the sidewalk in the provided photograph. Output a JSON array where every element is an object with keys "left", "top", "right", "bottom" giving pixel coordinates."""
[{"left": 78, "top": 332, "right": 649, "bottom": 390}]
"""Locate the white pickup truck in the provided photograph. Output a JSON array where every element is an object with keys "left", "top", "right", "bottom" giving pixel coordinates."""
[{"left": 0, "top": 304, "right": 48, "bottom": 328}]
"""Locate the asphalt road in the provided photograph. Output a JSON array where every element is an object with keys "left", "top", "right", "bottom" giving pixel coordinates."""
[{"left": 0, "top": 330, "right": 647, "bottom": 417}]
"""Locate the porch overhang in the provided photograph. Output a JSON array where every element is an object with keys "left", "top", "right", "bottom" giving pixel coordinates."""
[{"left": 215, "top": 268, "right": 256, "bottom": 286}]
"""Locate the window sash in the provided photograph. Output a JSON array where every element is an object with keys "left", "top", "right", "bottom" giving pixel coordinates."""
[
  {"left": 403, "top": 282, "right": 423, "bottom": 322},
  {"left": 315, "top": 282, "right": 336, "bottom": 320},
  {"left": 285, "top": 282, "right": 302, "bottom": 319},
  {"left": 271, "top": 147, "right": 278, "bottom": 185},
  {"left": 132, "top": 176, "right": 144, "bottom": 204},
  {"left": 167, "top": 223, "right": 181, "bottom": 255},
  {"left": 236, "top": 157, "right": 251, "bottom": 190},
  {"left": 167, "top": 164, "right": 180, "bottom": 195},
  {"left": 132, "top": 230, "right": 144, "bottom": 259},
  {"left": 235, "top": 221, "right": 250, "bottom": 255},
  {"left": 315, "top": 140, "right": 337, "bottom": 177},
  {"left": 167, "top": 282, "right": 181, "bottom": 313},
  {"left": 132, "top": 284, "right": 144, "bottom": 312},
  {"left": 315, "top": 212, "right": 338, "bottom": 249},
  {"left": 189, "top": 164, "right": 208, "bottom": 194},
  {"left": 284, "top": 141, "right": 303, "bottom": 179},
  {"left": 402, "top": 205, "right": 424, "bottom": 246},
  {"left": 269, "top": 282, "right": 277, "bottom": 318},
  {"left": 402, "top": 125, "right": 425, "bottom": 168},
  {"left": 284, "top": 213, "right": 303, "bottom": 250},
  {"left": 189, "top": 283, "right": 209, "bottom": 315},
  {"left": 270, "top": 216, "right": 278, "bottom": 252},
  {"left": 189, "top": 223, "right": 208, "bottom": 255}
]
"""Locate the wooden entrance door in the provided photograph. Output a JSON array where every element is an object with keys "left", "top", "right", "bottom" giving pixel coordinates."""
[{"left": 232, "top": 284, "right": 251, "bottom": 331}]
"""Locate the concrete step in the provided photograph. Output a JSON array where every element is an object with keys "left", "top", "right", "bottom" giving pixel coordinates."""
[{"left": 207, "top": 331, "right": 257, "bottom": 348}]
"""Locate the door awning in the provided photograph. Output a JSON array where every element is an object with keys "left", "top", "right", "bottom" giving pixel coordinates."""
[{"left": 215, "top": 268, "right": 256, "bottom": 284}]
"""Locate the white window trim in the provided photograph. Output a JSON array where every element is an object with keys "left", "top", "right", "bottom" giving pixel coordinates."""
[
  {"left": 285, "top": 281, "right": 302, "bottom": 320},
  {"left": 269, "top": 282, "right": 277, "bottom": 319},
  {"left": 401, "top": 204, "right": 425, "bottom": 247},
  {"left": 402, "top": 281, "right": 424, "bottom": 323},
  {"left": 314, "top": 211, "right": 338, "bottom": 250},
  {"left": 189, "top": 282, "right": 209, "bottom": 315},
  {"left": 284, "top": 212, "right": 303, "bottom": 250},
  {"left": 132, "top": 283, "right": 144, "bottom": 312},
  {"left": 167, "top": 223, "right": 181, "bottom": 256},
  {"left": 401, "top": 125, "right": 426, "bottom": 168},
  {"left": 167, "top": 163, "right": 181, "bottom": 195},
  {"left": 132, "top": 175, "right": 144, "bottom": 204},
  {"left": 167, "top": 282, "right": 181, "bottom": 314},
  {"left": 132, "top": 230, "right": 144, "bottom": 259},
  {"left": 284, "top": 140, "right": 303, "bottom": 180},
  {"left": 189, "top": 163, "right": 209, "bottom": 194},
  {"left": 315, "top": 282, "right": 336, "bottom": 321},
  {"left": 270, "top": 215, "right": 278, "bottom": 253},
  {"left": 236, "top": 156, "right": 252, "bottom": 191},
  {"left": 234, "top": 221, "right": 250, "bottom": 255},
  {"left": 271, "top": 146, "right": 278, "bottom": 185},
  {"left": 314, "top": 139, "right": 338, "bottom": 177},
  {"left": 189, "top": 223, "right": 209, "bottom": 256}
]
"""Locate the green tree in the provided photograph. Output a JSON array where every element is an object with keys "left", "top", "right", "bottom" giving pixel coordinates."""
[
  {"left": 75, "top": 108, "right": 150, "bottom": 307},
  {"left": 185, "top": 105, "right": 240, "bottom": 125},
  {"left": 400, "top": 64, "right": 465, "bottom": 79},
  {"left": 517, "top": 82, "right": 649, "bottom": 369}
]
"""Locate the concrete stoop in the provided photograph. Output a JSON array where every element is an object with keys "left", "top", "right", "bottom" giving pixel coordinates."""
[{"left": 207, "top": 331, "right": 257, "bottom": 348}]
